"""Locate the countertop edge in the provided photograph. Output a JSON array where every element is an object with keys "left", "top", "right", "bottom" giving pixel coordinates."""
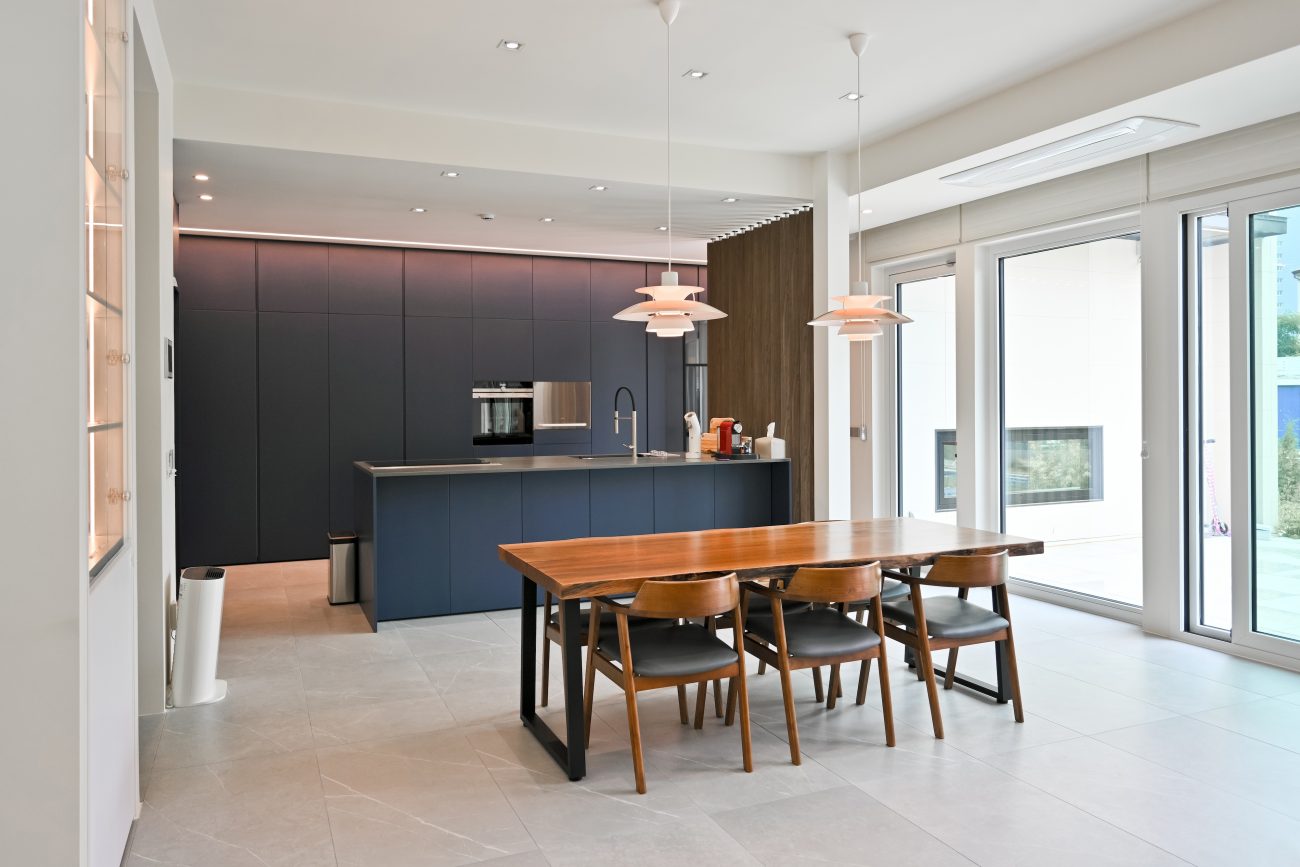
[{"left": 355, "top": 455, "right": 790, "bottom": 477}]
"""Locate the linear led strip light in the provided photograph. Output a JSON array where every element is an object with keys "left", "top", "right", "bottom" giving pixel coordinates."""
[{"left": 941, "top": 116, "right": 1198, "bottom": 188}]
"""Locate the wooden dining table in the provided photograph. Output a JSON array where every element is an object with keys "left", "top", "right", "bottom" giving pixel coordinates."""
[{"left": 499, "top": 517, "right": 1044, "bottom": 780}]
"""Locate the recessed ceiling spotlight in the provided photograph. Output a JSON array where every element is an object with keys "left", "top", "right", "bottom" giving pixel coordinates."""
[
  {"left": 539, "top": 217, "right": 554, "bottom": 223},
  {"left": 497, "top": 39, "right": 524, "bottom": 51},
  {"left": 656, "top": 226, "right": 668, "bottom": 231},
  {"left": 441, "top": 170, "right": 461, "bottom": 178},
  {"left": 193, "top": 173, "right": 210, "bottom": 181},
  {"left": 682, "top": 69, "right": 708, "bottom": 79},
  {"left": 589, "top": 184, "right": 608, "bottom": 192},
  {"left": 479, "top": 213, "right": 496, "bottom": 221},
  {"left": 840, "top": 92, "right": 864, "bottom": 101},
  {"left": 198, "top": 194, "right": 213, "bottom": 201},
  {"left": 410, "top": 207, "right": 427, "bottom": 213},
  {"left": 721, "top": 197, "right": 738, "bottom": 203},
  {"left": 861, "top": 208, "right": 873, "bottom": 214}
]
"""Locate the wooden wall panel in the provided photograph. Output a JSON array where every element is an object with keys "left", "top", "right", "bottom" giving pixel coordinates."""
[{"left": 706, "top": 210, "right": 814, "bottom": 521}]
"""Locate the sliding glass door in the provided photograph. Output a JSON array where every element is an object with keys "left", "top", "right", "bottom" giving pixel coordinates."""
[{"left": 999, "top": 233, "right": 1144, "bottom": 606}]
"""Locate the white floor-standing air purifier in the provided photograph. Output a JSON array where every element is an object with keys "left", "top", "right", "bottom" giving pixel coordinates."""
[{"left": 170, "top": 566, "right": 228, "bottom": 707}]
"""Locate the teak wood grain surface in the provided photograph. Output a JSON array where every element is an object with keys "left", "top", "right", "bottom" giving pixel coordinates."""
[{"left": 499, "top": 517, "right": 1044, "bottom": 599}]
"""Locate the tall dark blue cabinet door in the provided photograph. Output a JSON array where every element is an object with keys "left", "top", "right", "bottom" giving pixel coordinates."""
[
  {"left": 258, "top": 312, "right": 329, "bottom": 561},
  {"left": 590, "top": 322, "right": 647, "bottom": 454},
  {"left": 406, "top": 316, "right": 474, "bottom": 459},
  {"left": 533, "top": 320, "right": 591, "bottom": 382},
  {"left": 646, "top": 334, "right": 684, "bottom": 452},
  {"left": 448, "top": 473, "right": 522, "bottom": 613},
  {"left": 329, "top": 315, "right": 405, "bottom": 533},
  {"left": 177, "top": 310, "right": 259, "bottom": 566}
]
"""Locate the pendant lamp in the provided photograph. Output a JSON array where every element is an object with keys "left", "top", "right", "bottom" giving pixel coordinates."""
[
  {"left": 613, "top": 0, "right": 726, "bottom": 337},
  {"left": 807, "top": 33, "right": 910, "bottom": 342}
]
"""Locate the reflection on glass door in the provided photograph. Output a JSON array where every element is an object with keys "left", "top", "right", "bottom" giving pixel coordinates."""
[
  {"left": 896, "top": 271, "right": 956, "bottom": 522},
  {"left": 1251, "top": 202, "right": 1300, "bottom": 643},
  {"left": 1000, "top": 234, "right": 1143, "bottom": 605}
]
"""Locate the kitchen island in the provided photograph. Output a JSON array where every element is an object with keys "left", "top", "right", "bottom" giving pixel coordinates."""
[{"left": 353, "top": 454, "right": 792, "bottom": 629}]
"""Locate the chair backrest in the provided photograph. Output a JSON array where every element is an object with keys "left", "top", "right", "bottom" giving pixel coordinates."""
[
  {"left": 923, "top": 551, "right": 1009, "bottom": 588},
  {"left": 629, "top": 573, "right": 739, "bottom": 619},
  {"left": 782, "top": 563, "right": 881, "bottom": 604}
]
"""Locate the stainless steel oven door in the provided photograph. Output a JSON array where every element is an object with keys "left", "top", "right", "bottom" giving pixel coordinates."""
[{"left": 534, "top": 381, "right": 591, "bottom": 431}]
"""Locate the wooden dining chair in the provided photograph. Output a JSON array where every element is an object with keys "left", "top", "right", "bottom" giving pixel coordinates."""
[
  {"left": 539, "top": 591, "right": 669, "bottom": 707},
  {"left": 880, "top": 551, "right": 1023, "bottom": 739},
  {"left": 729, "top": 563, "right": 895, "bottom": 765},
  {"left": 582, "top": 573, "right": 753, "bottom": 794}
]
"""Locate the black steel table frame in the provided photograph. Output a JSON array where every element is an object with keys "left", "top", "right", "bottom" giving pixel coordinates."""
[{"left": 518, "top": 574, "right": 587, "bottom": 780}]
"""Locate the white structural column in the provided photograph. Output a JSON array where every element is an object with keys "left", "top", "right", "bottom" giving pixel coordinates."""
[
  {"left": 812, "top": 152, "right": 852, "bottom": 520},
  {"left": 955, "top": 243, "right": 1001, "bottom": 530}
]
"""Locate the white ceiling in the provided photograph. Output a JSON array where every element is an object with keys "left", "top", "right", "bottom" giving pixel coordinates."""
[
  {"left": 175, "top": 141, "right": 807, "bottom": 261},
  {"left": 155, "top": 0, "right": 1221, "bottom": 155}
]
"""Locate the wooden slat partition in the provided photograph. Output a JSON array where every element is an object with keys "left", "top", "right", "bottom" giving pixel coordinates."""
[{"left": 706, "top": 210, "right": 814, "bottom": 521}]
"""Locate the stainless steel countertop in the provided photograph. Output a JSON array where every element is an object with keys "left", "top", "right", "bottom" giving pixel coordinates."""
[{"left": 354, "top": 454, "right": 788, "bottom": 477}]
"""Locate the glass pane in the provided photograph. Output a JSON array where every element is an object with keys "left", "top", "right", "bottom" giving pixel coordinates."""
[
  {"left": 1001, "top": 234, "right": 1143, "bottom": 605},
  {"left": 897, "top": 274, "right": 956, "bottom": 521},
  {"left": 1195, "top": 213, "right": 1232, "bottom": 630},
  {"left": 1252, "top": 203, "right": 1300, "bottom": 641}
]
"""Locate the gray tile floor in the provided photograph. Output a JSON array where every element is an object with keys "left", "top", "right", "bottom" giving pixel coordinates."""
[{"left": 130, "top": 560, "right": 1300, "bottom": 866}]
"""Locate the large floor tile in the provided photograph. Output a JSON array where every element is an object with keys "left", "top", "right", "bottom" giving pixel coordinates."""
[
  {"left": 301, "top": 657, "right": 436, "bottom": 712},
  {"left": 1076, "top": 630, "right": 1300, "bottom": 697},
  {"left": 1192, "top": 697, "right": 1300, "bottom": 754},
  {"left": 310, "top": 692, "right": 459, "bottom": 747},
  {"left": 399, "top": 617, "right": 518, "bottom": 656}
]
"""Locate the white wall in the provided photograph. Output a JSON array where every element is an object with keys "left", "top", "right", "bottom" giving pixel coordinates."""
[{"left": 897, "top": 275, "right": 957, "bottom": 523}]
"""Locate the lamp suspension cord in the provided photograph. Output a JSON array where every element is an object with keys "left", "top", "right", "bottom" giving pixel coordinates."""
[
  {"left": 666, "top": 13, "right": 673, "bottom": 272},
  {"left": 856, "top": 50, "right": 863, "bottom": 284}
]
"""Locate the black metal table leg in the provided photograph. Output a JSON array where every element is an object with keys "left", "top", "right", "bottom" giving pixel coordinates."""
[{"left": 518, "top": 575, "right": 587, "bottom": 780}]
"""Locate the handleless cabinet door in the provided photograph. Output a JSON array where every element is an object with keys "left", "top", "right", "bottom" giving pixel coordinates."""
[
  {"left": 522, "top": 471, "right": 590, "bottom": 542},
  {"left": 654, "top": 464, "right": 715, "bottom": 533},
  {"left": 472, "top": 253, "right": 533, "bottom": 319},
  {"left": 713, "top": 463, "right": 774, "bottom": 529},
  {"left": 177, "top": 235, "right": 256, "bottom": 312},
  {"left": 590, "top": 321, "right": 646, "bottom": 454},
  {"left": 590, "top": 260, "right": 647, "bottom": 320},
  {"left": 589, "top": 468, "right": 654, "bottom": 536},
  {"left": 258, "top": 313, "right": 330, "bottom": 560},
  {"left": 257, "top": 241, "right": 328, "bottom": 313},
  {"left": 177, "top": 309, "right": 259, "bottom": 566},
  {"left": 329, "top": 245, "right": 403, "bottom": 315},
  {"left": 533, "top": 320, "right": 591, "bottom": 382},
  {"left": 646, "top": 333, "right": 684, "bottom": 452},
  {"left": 472, "top": 318, "right": 533, "bottom": 381},
  {"left": 406, "top": 317, "right": 474, "bottom": 459},
  {"left": 532, "top": 257, "right": 590, "bottom": 321},
  {"left": 405, "top": 250, "right": 472, "bottom": 318},
  {"left": 448, "top": 473, "right": 522, "bottom": 613},
  {"left": 329, "top": 315, "right": 405, "bottom": 532}
]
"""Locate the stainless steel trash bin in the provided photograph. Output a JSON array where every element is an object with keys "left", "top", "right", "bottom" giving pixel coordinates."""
[{"left": 328, "top": 533, "right": 357, "bottom": 604}]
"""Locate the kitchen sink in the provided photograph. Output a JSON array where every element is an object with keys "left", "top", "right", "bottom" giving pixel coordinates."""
[{"left": 572, "top": 453, "right": 665, "bottom": 460}]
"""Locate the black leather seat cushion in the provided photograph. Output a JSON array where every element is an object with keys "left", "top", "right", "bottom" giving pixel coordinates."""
[
  {"left": 549, "top": 609, "right": 671, "bottom": 642},
  {"left": 849, "top": 577, "right": 909, "bottom": 608},
  {"left": 746, "top": 607, "right": 882, "bottom": 659},
  {"left": 597, "top": 623, "right": 738, "bottom": 678},
  {"left": 883, "top": 595, "right": 1009, "bottom": 640},
  {"left": 743, "top": 593, "right": 811, "bottom": 617}
]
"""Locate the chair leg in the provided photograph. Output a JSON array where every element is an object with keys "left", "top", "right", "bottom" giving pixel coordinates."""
[
  {"left": 735, "top": 667, "right": 754, "bottom": 774},
  {"left": 624, "top": 685, "right": 647, "bottom": 794},
  {"left": 677, "top": 684, "right": 689, "bottom": 725},
  {"left": 757, "top": 659, "right": 767, "bottom": 675},
  {"left": 917, "top": 637, "right": 944, "bottom": 739},
  {"left": 777, "top": 657, "right": 801, "bottom": 765},
  {"left": 725, "top": 676, "right": 738, "bottom": 726},
  {"left": 707, "top": 618, "right": 724, "bottom": 718},
  {"left": 693, "top": 681, "right": 707, "bottom": 730},
  {"left": 943, "top": 647, "right": 958, "bottom": 690},
  {"left": 541, "top": 594, "right": 554, "bottom": 707},
  {"left": 812, "top": 666, "right": 825, "bottom": 703},
  {"left": 827, "top": 664, "right": 841, "bottom": 710},
  {"left": 1006, "top": 631, "right": 1025, "bottom": 724},
  {"left": 877, "top": 654, "right": 896, "bottom": 747},
  {"left": 582, "top": 642, "right": 597, "bottom": 749},
  {"left": 856, "top": 658, "right": 870, "bottom": 705}
]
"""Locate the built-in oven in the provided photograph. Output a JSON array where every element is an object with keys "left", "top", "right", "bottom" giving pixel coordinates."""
[
  {"left": 472, "top": 382, "right": 534, "bottom": 445},
  {"left": 534, "top": 381, "right": 591, "bottom": 432}
]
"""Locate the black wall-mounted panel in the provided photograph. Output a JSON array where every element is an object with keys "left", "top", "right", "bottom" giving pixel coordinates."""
[
  {"left": 589, "top": 468, "right": 655, "bottom": 537},
  {"left": 590, "top": 260, "right": 646, "bottom": 320},
  {"left": 590, "top": 321, "right": 647, "bottom": 454},
  {"left": 405, "top": 316, "right": 474, "bottom": 459},
  {"left": 473, "top": 318, "right": 533, "bottom": 381},
  {"left": 405, "top": 250, "right": 472, "bottom": 318},
  {"left": 472, "top": 253, "right": 533, "bottom": 319},
  {"left": 257, "top": 241, "right": 328, "bottom": 313},
  {"left": 532, "top": 257, "right": 591, "bottom": 321},
  {"left": 533, "top": 320, "right": 591, "bottom": 382},
  {"left": 654, "top": 464, "right": 715, "bottom": 533},
  {"left": 329, "top": 245, "right": 403, "bottom": 315},
  {"left": 374, "top": 475, "right": 451, "bottom": 620},
  {"left": 448, "top": 473, "right": 522, "bottom": 613},
  {"left": 714, "top": 463, "right": 774, "bottom": 529},
  {"left": 258, "top": 312, "right": 329, "bottom": 561},
  {"left": 329, "top": 314, "right": 405, "bottom": 532},
  {"left": 646, "top": 333, "right": 684, "bottom": 452},
  {"left": 177, "top": 309, "right": 259, "bottom": 566},
  {"left": 177, "top": 236, "right": 256, "bottom": 312},
  {"left": 522, "top": 471, "right": 590, "bottom": 542}
]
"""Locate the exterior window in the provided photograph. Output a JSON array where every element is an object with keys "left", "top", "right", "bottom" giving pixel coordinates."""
[{"left": 935, "top": 426, "right": 1102, "bottom": 511}]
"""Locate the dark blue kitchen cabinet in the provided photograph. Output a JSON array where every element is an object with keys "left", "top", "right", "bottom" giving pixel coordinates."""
[
  {"left": 522, "top": 471, "right": 590, "bottom": 542},
  {"left": 472, "top": 253, "right": 533, "bottom": 319},
  {"left": 257, "top": 241, "right": 328, "bottom": 313},
  {"left": 714, "top": 463, "right": 774, "bottom": 529},
  {"left": 532, "top": 443, "right": 589, "bottom": 456},
  {"left": 329, "top": 245, "right": 403, "bottom": 315},
  {"left": 590, "top": 321, "right": 647, "bottom": 454},
  {"left": 448, "top": 473, "right": 522, "bottom": 613},
  {"left": 406, "top": 250, "right": 472, "bottom": 317},
  {"left": 258, "top": 312, "right": 329, "bottom": 561},
  {"left": 533, "top": 428, "right": 591, "bottom": 446},
  {"left": 177, "top": 236, "right": 256, "bottom": 312},
  {"left": 589, "top": 468, "right": 655, "bottom": 537},
  {"left": 473, "top": 318, "right": 533, "bottom": 381},
  {"left": 654, "top": 464, "right": 715, "bottom": 533},
  {"left": 646, "top": 332, "right": 684, "bottom": 452},
  {"left": 590, "top": 260, "right": 646, "bottom": 320},
  {"left": 473, "top": 444, "right": 534, "bottom": 458},
  {"left": 177, "top": 309, "right": 259, "bottom": 566},
  {"left": 534, "top": 320, "right": 591, "bottom": 382},
  {"left": 329, "top": 314, "right": 405, "bottom": 532},
  {"left": 406, "top": 316, "right": 474, "bottom": 459},
  {"left": 532, "top": 257, "right": 590, "bottom": 321},
  {"left": 374, "top": 475, "right": 451, "bottom": 621}
]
